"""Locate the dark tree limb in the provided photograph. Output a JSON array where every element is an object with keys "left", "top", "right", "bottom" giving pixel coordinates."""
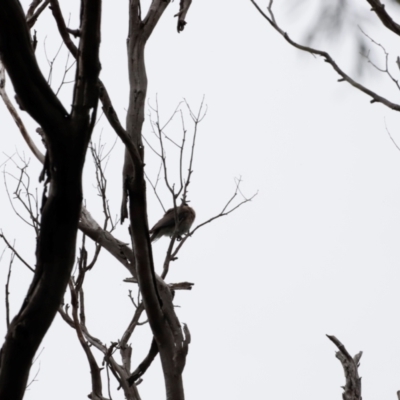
[
  {"left": 79, "top": 208, "right": 138, "bottom": 280},
  {"left": 13, "top": 0, "right": 139, "bottom": 283},
  {"left": 127, "top": 276, "right": 192, "bottom": 386},
  {"left": 0, "top": 1, "right": 68, "bottom": 130},
  {"left": 365, "top": 0, "right": 400, "bottom": 37},
  {"left": 71, "top": 0, "right": 101, "bottom": 121},
  {"left": 127, "top": 338, "right": 158, "bottom": 386},
  {"left": 120, "top": 303, "right": 145, "bottom": 347},
  {"left": 174, "top": 0, "right": 192, "bottom": 32},
  {"left": 49, "top": 0, "right": 78, "bottom": 58},
  {"left": 26, "top": 0, "right": 44, "bottom": 20},
  {"left": 119, "top": 302, "right": 145, "bottom": 372},
  {"left": 124, "top": 2, "right": 188, "bottom": 399},
  {"left": 0, "top": 0, "right": 102, "bottom": 398},
  {"left": 69, "top": 282, "right": 108, "bottom": 400},
  {"left": 0, "top": 79, "right": 138, "bottom": 282},
  {"left": 327, "top": 335, "right": 362, "bottom": 400},
  {"left": 59, "top": 298, "right": 140, "bottom": 399},
  {"left": 26, "top": 0, "right": 50, "bottom": 29},
  {"left": 5, "top": 253, "right": 14, "bottom": 329}
]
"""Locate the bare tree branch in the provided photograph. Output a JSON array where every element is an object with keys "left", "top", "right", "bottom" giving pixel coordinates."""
[
  {"left": 69, "top": 281, "right": 108, "bottom": 400},
  {"left": 327, "top": 335, "right": 362, "bottom": 400},
  {"left": 365, "top": 0, "right": 400, "bottom": 37},
  {"left": 26, "top": 0, "right": 50, "bottom": 29},
  {"left": 127, "top": 338, "right": 158, "bottom": 386},
  {"left": 26, "top": 0, "right": 43, "bottom": 20},
  {"left": 174, "top": 0, "right": 192, "bottom": 33},
  {"left": 0, "top": 0, "right": 68, "bottom": 130},
  {"left": 0, "top": 62, "right": 44, "bottom": 163},
  {"left": 5, "top": 251, "right": 14, "bottom": 328},
  {"left": 359, "top": 27, "right": 400, "bottom": 91},
  {"left": 49, "top": 0, "right": 78, "bottom": 58},
  {"left": 0, "top": 232, "right": 34, "bottom": 273},
  {"left": 0, "top": 0, "right": 102, "bottom": 396},
  {"left": 250, "top": 0, "right": 400, "bottom": 111}
]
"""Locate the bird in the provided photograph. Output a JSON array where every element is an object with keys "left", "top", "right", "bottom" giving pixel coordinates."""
[{"left": 149, "top": 203, "right": 195, "bottom": 242}]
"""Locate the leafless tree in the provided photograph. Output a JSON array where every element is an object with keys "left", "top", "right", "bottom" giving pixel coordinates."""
[
  {"left": 250, "top": 0, "right": 400, "bottom": 399},
  {"left": 0, "top": 1, "right": 255, "bottom": 399}
]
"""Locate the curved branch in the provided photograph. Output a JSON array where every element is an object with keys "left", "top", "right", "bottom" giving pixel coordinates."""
[
  {"left": 250, "top": 0, "right": 400, "bottom": 112},
  {"left": 26, "top": 0, "right": 50, "bottom": 29},
  {"left": 327, "top": 335, "right": 362, "bottom": 400},
  {"left": 0, "top": 1, "right": 102, "bottom": 397},
  {"left": 365, "top": 0, "right": 400, "bottom": 37},
  {"left": 0, "top": 0, "right": 68, "bottom": 134}
]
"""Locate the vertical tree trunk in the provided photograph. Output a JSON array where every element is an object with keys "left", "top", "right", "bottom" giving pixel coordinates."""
[{"left": 0, "top": 1, "right": 101, "bottom": 398}]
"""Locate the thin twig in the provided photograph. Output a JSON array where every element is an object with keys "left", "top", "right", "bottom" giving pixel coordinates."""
[
  {"left": 358, "top": 27, "right": 400, "bottom": 91},
  {"left": 384, "top": 118, "right": 400, "bottom": 152},
  {"left": 0, "top": 232, "right": 34, "bottom": 272},
  {"left": 171, "top": 179, "right": 258, "bottom": 259},
  {"left": 5, "top": 251, "right": 14, "bottom": 328}
]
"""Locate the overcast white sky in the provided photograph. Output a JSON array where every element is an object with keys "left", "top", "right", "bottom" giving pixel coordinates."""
[{"left": 2, "top": 0, "right": 400, "bottom": 399}]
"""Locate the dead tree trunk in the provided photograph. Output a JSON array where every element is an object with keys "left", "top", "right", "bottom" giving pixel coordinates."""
[{"left": 0, "top": 1, "right": 101, "bottom": 399}]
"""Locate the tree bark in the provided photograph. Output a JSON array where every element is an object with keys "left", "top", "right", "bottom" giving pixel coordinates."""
[
  {"left": 124, "top": 1, "right": 186, "bottom": 399},
  {"left": 0, "top": 1, "right": 101, "bottom": 398}
]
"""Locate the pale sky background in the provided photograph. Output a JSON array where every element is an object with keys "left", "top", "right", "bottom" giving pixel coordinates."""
[{"left": 1, "top": 0, "right": 400, "bottom": 399}]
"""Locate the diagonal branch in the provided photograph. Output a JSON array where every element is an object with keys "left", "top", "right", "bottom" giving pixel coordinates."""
[
  {"left": 71, "top": 0, "right": 101, "bottom": 120},
  {"left": 69, "top": 282, "right": 108, "bottom": 400},
  {"left": 0, "top": 79, "right": 137, "bottom": 281},
  {"left": 250, "top": 0, "right": 400, "bottom": 112},
  {"left": 327, "top": 335, "right": 362, "bottom": 400},
  {"left": 49, "top": 0, "right": 78, "bottom": 57},
  {"left": 365, "top": 0, "right": 400, "bottom": 37},
  {"left": 0, "top": 0, "right": 68, "bottom": 135},
  {"left": 26, "top": 0, "right": 50, "bottom": 29},
  {"left": 127, "top": 338, "right": 158, "bottom": 386},
  {"left": 0, "top": 1, "right": 102, "bottom": 397},
  {"left": 0, "top": 62, "right": 44, "bottom": 163},
  {"left": 0, "top": 232, "right": 34, "bottom": 273}
]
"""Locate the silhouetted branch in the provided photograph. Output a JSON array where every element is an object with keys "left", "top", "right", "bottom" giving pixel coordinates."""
[
  {"left": 26, "top": 0, "right": 50, "bottom": 29},
  {"left": 69, "top": 281, "right": 108, "bottom": 400},
  {"left": 120, "top": 303, "right": 145, "bottom": 348},
  {"left": 182, "top": 97, "right": 206, "bottom": 204},
  {"left": 365, "top": 0, "right": 400, "bottom": 37},
  {"left": 0, "top": 62, "right": 44, "bottom": 163},
  {"left": 174, "top": 0, "right": 192, "bottom": 33},
  {"left": 0, "top": 232, "right": 34, "bottom": 273},
  {"left": 5, "top": 251, "right": 14, "bottom": 328},
  {"left": 127, "top": 338, "right": 158, "bottom": 386},
  {"left": 250, "top": 0, "right": 400, "bottom": 111},
  {"left": 90, "top": 139, "right": 119, "bottom": 232},
  {"left": 327, "top": 335, "right": 362, "bottom": 400},
  {"left": 49, "top": 0, "right": 78, "bottom": 57}
]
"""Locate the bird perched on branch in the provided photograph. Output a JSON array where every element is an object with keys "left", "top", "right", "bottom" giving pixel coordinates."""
[{"left": 150, "top": 203, "right": 195, "bottom": 242}]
